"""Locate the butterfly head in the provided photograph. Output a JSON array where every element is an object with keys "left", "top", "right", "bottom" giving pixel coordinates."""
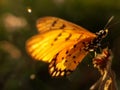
[
  {"left": 96, "top": 29, "right": 108, "bottom": 39},
  {"left": 86, "top": 29, "right": 108, "bottom": 52}
]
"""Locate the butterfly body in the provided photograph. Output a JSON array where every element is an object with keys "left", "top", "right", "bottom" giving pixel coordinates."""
[{"left": 26, "top": 17, "right": 108, "bottom": 77}]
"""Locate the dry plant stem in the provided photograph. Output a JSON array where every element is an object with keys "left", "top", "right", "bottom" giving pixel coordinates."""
[{"left": 90, "top": 49, "right": 118, "bottom": 90}]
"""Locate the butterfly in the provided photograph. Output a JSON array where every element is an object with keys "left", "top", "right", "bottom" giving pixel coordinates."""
[{"left": 26, "top": 16, "right": 109, "bottom": 77}]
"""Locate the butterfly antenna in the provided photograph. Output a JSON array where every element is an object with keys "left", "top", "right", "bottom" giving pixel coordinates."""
[{"left": 104, "top": 16, "right": 114, "bottom": 30}]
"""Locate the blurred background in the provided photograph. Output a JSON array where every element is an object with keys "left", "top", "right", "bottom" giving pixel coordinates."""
[{"left": 0, "top": 0, "right": 120, "bottom": 90}]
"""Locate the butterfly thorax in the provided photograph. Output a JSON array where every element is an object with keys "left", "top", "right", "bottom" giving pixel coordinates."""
[{"left": 84, "top": 29, "right": 108, "bottom": 51}]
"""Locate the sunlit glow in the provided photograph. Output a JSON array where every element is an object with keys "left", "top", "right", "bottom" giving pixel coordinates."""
[
  {"left": 30, "top": 74, "right": 36, "bottom": 80},
  {"left": 27, "top": 7, "right": 32, "bottom": 13},
  {"left": 2, "top": 13, "right": 27, "bottom": 32},
  {"left": 0, "top": 41, "right": 21, "bottom": 59}
]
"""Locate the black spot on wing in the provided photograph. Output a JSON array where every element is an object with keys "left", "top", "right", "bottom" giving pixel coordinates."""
[
  {"left": 59, "top": 24, "right": 66, "bottom": 29},
  {"left": 65, "top": 33, "right": 72, "bottom": 41},
  {"left": 53, "top": 33, "right": 62, "bottom": 42},
  {"left": 65, "top": 60, "right": 68, "bottom": 62},
  {"left": 82, "top": 42, "right": 86, "bottom": 45},
  {"left": 73, "top": 44, "right": 77, "bottom": 48},
  {"left": 66, "top": 50, "right": 69, "bottom": 54},
  {"left": 77, "top": 34, "right": 83, "bottom": 41},
  {"left": 72, "top": 55, "right": 76, "bottom": 59},
  {"left": 54, "top": 38, "right": 58, "bottom": 41},
  {"left": 62, "top": 57, "right": 64, "bottom": 60},
  {"left": 51, "top": 20, "right": 57, "bottom": 27},
  {"left": 58, "top": 33, "right": 62, "bottom": 37},
  {"left": 51, "top": 43, "right": 54, "bottom": 46},
  {"left": 74, "top": 61, "right": 77, "bottom": 64}
]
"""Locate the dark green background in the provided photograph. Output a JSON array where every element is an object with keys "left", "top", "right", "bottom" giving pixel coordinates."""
[{"left": 0, "top": 0, "right": 120, "bottom": 90}]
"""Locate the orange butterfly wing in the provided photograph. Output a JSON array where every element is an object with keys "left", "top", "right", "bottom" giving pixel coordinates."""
[
  {"left": 49, "top": 38, "right": 94, "bottom": 77},
  {"left": 36, "top": 17, "right": 94, "bottom": 33},
  {"left": 26, "top": 17, "right": 96, "bottom": 76}
]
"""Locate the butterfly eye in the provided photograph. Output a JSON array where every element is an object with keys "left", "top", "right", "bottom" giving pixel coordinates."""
[{"left": 104, "top": 29, "right": 108, "bottom": 37}]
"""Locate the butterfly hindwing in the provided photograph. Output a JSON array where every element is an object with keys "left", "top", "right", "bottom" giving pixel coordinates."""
[{"left": 49, "top": 37, "right": 95, "bottom": 77}]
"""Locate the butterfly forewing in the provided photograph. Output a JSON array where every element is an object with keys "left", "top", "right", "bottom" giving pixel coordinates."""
[
  {"left": 36, "top": 17, "right": 95, "bottom": 34},
  {"left": 26, "top": 29, "right": 96, "bottom": 62},
  {"left": 26, "top": 16, "right": 97, "bottom": 77}
]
